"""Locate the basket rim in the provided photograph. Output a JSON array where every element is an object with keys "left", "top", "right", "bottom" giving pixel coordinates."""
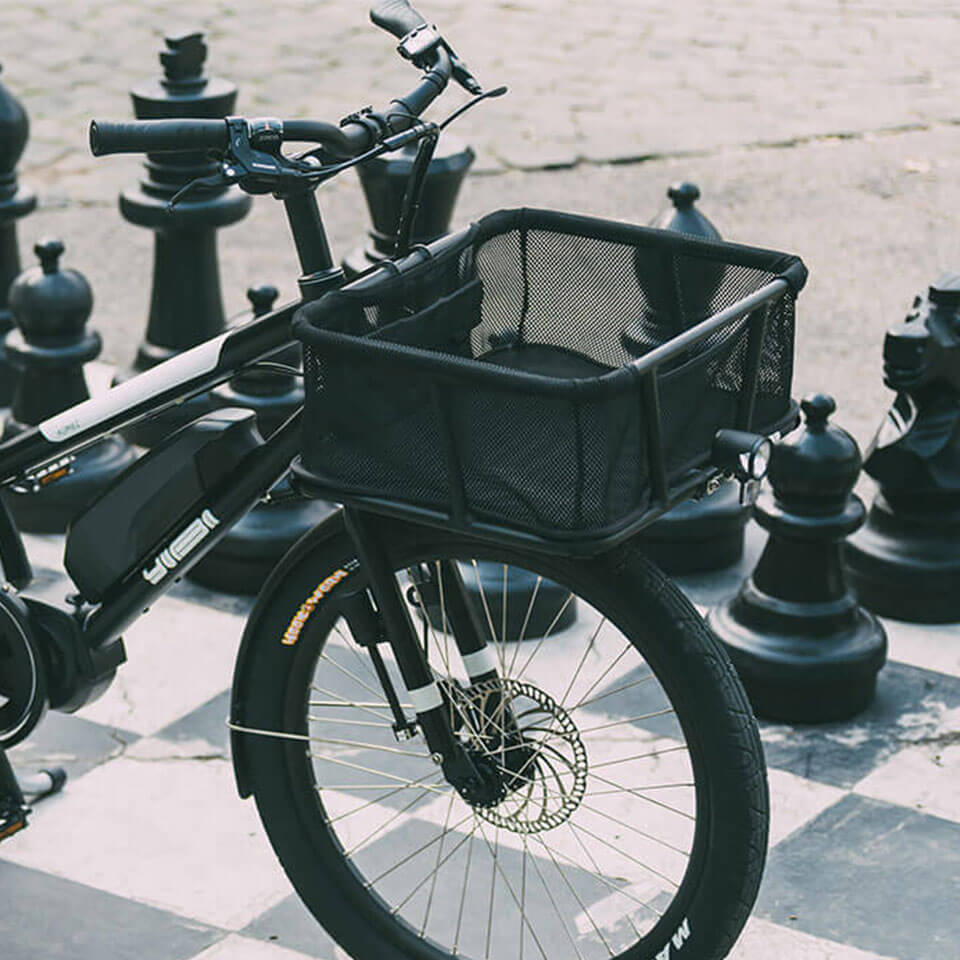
[{"left": 292, "top": 207, "right": 806, "bottom": 397}]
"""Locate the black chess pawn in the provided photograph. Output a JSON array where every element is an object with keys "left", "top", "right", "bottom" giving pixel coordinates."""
[
  {"left": 633, "top": 182, "right": 748, "bottom": 574},
  {"left": 211, "top": 285, "right": 302, "bottom": 435},
  {"left": 846, "top": 275, "right": 960, "bottom": 621},
  {"left": 114, "top": 30, "right": 251, "bottom": 447},
  {"left": 187, "top": 284, "right": 334, "bottom": 595},
  {"left": 0, "top": 62, "right": 38, "bottom": 405},
  {"left": 2, "top": 240, "right": 137, "bottom": 532},
  {"left": 708, "top": 394, "right": 887, "bottom": 723}
]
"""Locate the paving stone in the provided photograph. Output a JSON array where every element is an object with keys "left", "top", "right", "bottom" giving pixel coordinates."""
[
  {"left": 8, "top": 709, "right": 137, "bottom": 783},
  {"left": 186, "top": 934, "right": 330, "bottom": 960},
  {"left": 757, "top": 794, "right": 960, "bottom": 958},
  {"left": 0, "top": 859, "right": 224, "bottom": 960},
  {"left": 0, "top": 753, "right": 293, "bottom": 930},
  {"left": 757, "top": 661, "right": 960, "bottom": 789}
]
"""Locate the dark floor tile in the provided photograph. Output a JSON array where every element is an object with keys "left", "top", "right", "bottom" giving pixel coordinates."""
[
  {"left": 153, "top": 689, "right": 231, "bottom": 755},
  {"left": 242, "top": 894, "right": 342, "bottom": 959},
  {"left": 758, "top": 661, "right": 960, "bottom": 788},
  {"left": 0, "top": 859, "right": 224, "bottom": 960},
  {"left": 9, "top": 710, "right": 137, "bottom": 784},
  {"left": 758, "top": 793, "right": 960, "bottom": 958}
]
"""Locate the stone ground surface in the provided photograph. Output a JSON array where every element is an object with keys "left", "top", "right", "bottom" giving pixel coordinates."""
[
  {"left": 2, "top": 524, "right": 959, "bottom": 960},
  {"left": 2, "top": 3, "right": 960, "bottom": 960}
]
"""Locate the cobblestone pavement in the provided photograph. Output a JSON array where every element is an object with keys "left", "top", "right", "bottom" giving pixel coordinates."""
[
  {"left": 3, "top": 0, "right": 960, "bottom": 179},
  {"left": 4, "top": 0, "right": 960, "bottom": 446}
]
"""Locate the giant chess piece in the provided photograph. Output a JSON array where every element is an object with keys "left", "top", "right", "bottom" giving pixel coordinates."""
[
  {"left": 708, "top": 394, "right": 887, "bottom": 723},
  {"left": 342, "top": 136, "right": 475, "bottom": 278},
  {"left": 2, "top": 240, "right": 137, "bottom": 532},
  {"left": 211, "top": 285, "right": 302, "bottom": 435},
  {"left": 0, "top": 63, "right": 37, "bottom": 406},
  {"left": 188, "top": 284, "right": 334, "bottom": 595},
  {"left": 115, "top": 31, "right": 251, "bottom": 447},
  {"left": 845, "top": 275, "right": 960, "bottom": 621},
  {"left": 633, "top": 182, "right": 748, "bottom": 573}
]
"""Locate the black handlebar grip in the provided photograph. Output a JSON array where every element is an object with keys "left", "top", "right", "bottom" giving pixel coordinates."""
[
  {"left": 89, "top": 119, "right": 229, "bottom": 156},
  {"left": 370, "top": 0, "right": 427, "bottom": 39}
]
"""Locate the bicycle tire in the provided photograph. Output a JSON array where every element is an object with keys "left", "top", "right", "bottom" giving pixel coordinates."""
[{"left": 237, "top": 514, "right": 768, "bottom": 960}]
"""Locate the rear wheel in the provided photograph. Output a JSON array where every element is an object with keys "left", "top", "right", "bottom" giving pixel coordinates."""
[{"left": 239, "top": 517, "right": 768, "bottom": 960}]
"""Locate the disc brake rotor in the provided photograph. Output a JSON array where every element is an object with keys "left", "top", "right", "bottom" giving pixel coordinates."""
[{"left": 453, "top": 678, "right": 587, "bottom": 834}]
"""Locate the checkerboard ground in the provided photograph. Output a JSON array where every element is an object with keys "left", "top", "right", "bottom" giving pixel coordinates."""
[{"left": 2, "top": 523, "right": 957, "bottom": 960}]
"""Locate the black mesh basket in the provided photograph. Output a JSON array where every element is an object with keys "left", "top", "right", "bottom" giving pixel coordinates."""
[{"left": 293, "top": 208, "right": 807, "bottom": 554}]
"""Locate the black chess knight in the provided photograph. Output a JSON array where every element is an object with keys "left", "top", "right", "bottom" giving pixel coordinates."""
[{"left": 846, "top": 274, "right": 960, "bottom": 622}]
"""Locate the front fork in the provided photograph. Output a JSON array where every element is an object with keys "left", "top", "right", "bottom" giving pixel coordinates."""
[{"left": 341, "top": 509, "right": 507, "bottom": 797}]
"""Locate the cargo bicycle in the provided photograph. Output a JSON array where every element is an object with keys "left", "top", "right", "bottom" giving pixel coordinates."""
[{"left": 0, "top": 3, "right": 807, "bottom": 958}]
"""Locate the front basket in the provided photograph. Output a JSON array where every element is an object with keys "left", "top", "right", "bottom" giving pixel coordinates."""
[{"left": 292, "top": 207, "right": 806, "bottom": 554}]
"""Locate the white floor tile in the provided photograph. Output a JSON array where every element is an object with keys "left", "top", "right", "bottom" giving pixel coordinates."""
[
  {"left": 882, "top": 618, "right": 960, "bottom": 680},
  {"left": 76, "top": 594, "right": 245, "bottom": 736},
  {"left": 854, "top": 740, "right": 960, "bottom": 824},
  {"left": 0, "top": 751, "right": 293, "bottom": 930},
  {"left": 732, "top": 917, "right": 898, "bottom": 959},
  {"left": 767, "top": 768, "right": 847, "bottom": 848},
  {"left": 185, "top": 933, "right": 338, "bottom": 960}
]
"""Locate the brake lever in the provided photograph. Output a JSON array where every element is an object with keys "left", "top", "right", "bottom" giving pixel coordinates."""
[
  {"left": 444, "top": 42, "right": 483, "bottom": 96},
  {"left": 166, "top": 166, "right": 240, "bottom": 213}
]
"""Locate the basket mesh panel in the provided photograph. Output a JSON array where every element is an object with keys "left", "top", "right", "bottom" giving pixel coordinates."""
[{"left": 297, "top": 209, "right": 801, "bottom": 542}]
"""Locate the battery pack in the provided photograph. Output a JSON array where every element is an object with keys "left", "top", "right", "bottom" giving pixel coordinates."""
[{"left": 64, "top": 408, "right": 263, "bottom": 602}]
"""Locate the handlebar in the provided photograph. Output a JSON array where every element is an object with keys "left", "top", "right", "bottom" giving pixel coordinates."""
[
  {"left": 370, "top": 0, "right": 427, "bottom": 38},
  {"left": 89, "top": 119, "right": 229, "bottom": 156},
  {"left": 90, "top": 0, "right": 453, "bottom": 162},
  {"left": 89, "top": 117, "right": 373, "bottom": 158}
]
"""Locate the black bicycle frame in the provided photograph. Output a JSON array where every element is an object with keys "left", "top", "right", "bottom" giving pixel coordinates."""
[
  {"left": 0, "top": 189, "right": 341, "bottom": 649},
  {"left": 0, "top": 184, "right": 511, "bottom": 778}
]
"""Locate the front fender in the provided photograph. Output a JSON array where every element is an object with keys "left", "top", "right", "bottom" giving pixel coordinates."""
[{"left": 229, "top": 506, "right": 346, "bottom": 798}]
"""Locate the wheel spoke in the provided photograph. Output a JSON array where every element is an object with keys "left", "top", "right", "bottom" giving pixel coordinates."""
[
  {"left": 559, "top": 616, "right": 606, "bottom": 707},
  {"left": 570, "top": 673, "right": 657, "bottom": 713},
  {"left": 485, "top": 826, "right": 500, "bottom": 960},
  {"left": 309, "top": 686, "right": 395, "bottom": 723},
  {"left": 310, "top": 752, "right": 452, "bottom": 795},
  {"left": 342, "top": 784, "right": 443, "bottom": 858},
  {"left": 569, "top": 820, "right": 681, "bottom": 890},
  {"left": 588, "top": 769, "right": 696, "bottom": 821},
  {"left": 532, "top": 832, "right": 614, "bottom": 957},
  {"left": 324, "top": 771, "right": 446, "bottom": 824},
  {"left": 514, "top": 590, "right": 577, "bottom": 682},
  {"left": 319, "top": 651, "right": 393, "bottom": 704},
  {"left": 576, "top": 708, "right": 675, "bottom": 735},
  {"left": 419, "top": 791, "right": 458, "bottom": 936},
  {"left": 453, "top": 826, "right": 476, "bottom": 955}
]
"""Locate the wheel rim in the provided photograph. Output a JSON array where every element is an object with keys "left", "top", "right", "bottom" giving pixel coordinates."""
[{"left": 296, "top": 549, "right": 705, "bottom": 960}]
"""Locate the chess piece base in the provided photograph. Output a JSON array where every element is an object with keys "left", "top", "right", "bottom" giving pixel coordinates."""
[
  {"left": 188, "top": 494, "right": 337, "bottom": 596},
  {"left": 845, "top": 493, "right": 960, "bottom": 623},
  {"left": 637, "top": 481, "right": 748, "bottom": 574},
  {"left": 708, "top": 581, "right": 887, "bottom": 723},
  {"left": 2, "top": 437, "right": 138, "bottom": 534}
]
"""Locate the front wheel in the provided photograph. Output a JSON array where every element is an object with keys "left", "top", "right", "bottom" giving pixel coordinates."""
[{"left": 238, "top": 516, "right": 768, "bottom": 960}]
